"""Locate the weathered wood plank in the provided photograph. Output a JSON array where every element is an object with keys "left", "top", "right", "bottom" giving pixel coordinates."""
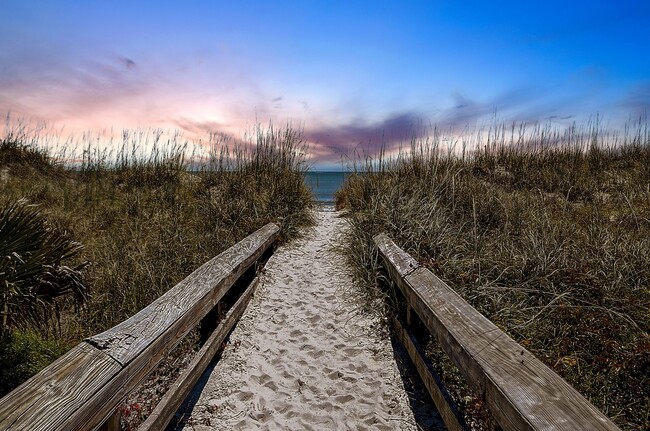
[
  {"left": 69, "top": 224, "right": 278, "bottom": 430},
  {"left": 139, "top": 276, "right": 260, "bottom": 431},
  {"left": 391, "top": 315, "right": 469, "bottom": 431},
  {"left": 0, "top": 223, "right": 279, "bottom": 431},
  {"left": 374, "top": 233, "right": 419, "bottom": 281},
  {"left": 0, "top": 343, "right": 121, "bottom": 431},
  {"left": 88, "top": 222, "right": 279, "bottom": 366},
  {"left": 375, "top": 234, "right": 620, "bottom": 431}
]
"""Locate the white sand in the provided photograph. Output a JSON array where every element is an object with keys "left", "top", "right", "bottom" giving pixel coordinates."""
[{"left": 176, "top": 209, "right": 440, "bottom": 430}]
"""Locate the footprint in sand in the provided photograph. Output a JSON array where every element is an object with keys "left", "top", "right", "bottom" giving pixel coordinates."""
[{"left": 175, "top": 210, "right": 443, "bottom": 431}]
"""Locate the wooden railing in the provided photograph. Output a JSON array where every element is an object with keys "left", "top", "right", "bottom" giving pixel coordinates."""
[
  {"left": 0, "top": 223, "right": 279, "bottom": 431},
  {"left": 374, "top": 233, "right": 621, "bottom": 431}
]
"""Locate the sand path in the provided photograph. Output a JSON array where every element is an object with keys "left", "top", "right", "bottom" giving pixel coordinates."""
[{"left": 175, "top": 209, "right": 441, "bottom": 430}]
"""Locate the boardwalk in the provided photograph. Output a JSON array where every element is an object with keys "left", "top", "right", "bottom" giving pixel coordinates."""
[
  {"left": 0, "top": 209, "right": 620, "bottom": 431},
  {"left": 175, "top": 209, "right": 442, "bottom": 430}
]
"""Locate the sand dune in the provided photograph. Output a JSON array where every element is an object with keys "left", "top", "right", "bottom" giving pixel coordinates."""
[{"left": 175, "top": 209, "right": 442, "bottom": 430}]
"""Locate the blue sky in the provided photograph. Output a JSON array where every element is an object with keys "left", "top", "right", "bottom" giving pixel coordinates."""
[{"left": 1, "top": 1, "right": 649, "bottom": 168}]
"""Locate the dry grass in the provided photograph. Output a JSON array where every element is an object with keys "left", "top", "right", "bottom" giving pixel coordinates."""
[
  {"left": 0, "top": 123, "right": 314, "bottom": 395},
  {"left": 338, "top": 120, "right": 650, "bottom": 431}
]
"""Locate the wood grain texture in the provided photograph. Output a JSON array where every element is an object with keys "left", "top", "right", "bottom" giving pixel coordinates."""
[
  {"left": 375, "top": 235, "right": 621, "bottom": 431},
  {"left": 139, "top": 276, "right": 260, "bottom": 431},
  {"left": 88, "top": 222, "right": 279, "bottom": 366},
  {"left": 374, "top": 234, "right": 419, "bottom": 280},
  {"left": 0, "top": 343, "right": 121, "bottom": 431},
  {"left": 391, "top": 316, "right": 469, "bottom": 431},
  {"left": 0, "top": 223, "right": 279, "bottom": 431}
]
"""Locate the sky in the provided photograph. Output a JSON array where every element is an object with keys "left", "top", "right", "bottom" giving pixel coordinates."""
[{"left": 1, "top": 1, "right": 649, "bottom": 169}]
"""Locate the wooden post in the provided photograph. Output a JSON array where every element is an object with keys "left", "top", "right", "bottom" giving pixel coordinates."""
[
  {"left": 98, "top": 410, "right": 120, "bottom": 431},
  {"left": 200, "top": 306, "right": 219, "bottom": 343},
  {"left": 391, "top": 315, "right": 469, "bottom": 431},
  {"left": 405, "top": 300, "right": 430, "bottom": 342},
  {"left": 139, "top": 277, "right": 260, "bottom": 431},
  {"left": 406, "top": 303, "right": 413, "bottom": 326}
]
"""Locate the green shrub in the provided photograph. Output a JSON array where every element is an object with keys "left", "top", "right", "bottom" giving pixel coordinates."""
[
  {"left": 0, "top": 200, "right": 89, "bottom": 333},
  {"left": 0, "top": 330, "right": 67, "bottom": 396}
]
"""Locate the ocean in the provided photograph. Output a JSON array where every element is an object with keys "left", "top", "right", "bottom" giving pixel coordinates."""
[{"left": 304, "top": 171, "right": 348, "bottom": 204}]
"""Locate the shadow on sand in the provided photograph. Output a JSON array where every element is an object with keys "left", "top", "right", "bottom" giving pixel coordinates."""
[{"left": 390, "top": 336, "right": 448, "bottom": 431}]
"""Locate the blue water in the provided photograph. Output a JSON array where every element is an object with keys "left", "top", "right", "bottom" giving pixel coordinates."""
[{"left": 304, "top": 171, "right": 348, "bottom": 204}]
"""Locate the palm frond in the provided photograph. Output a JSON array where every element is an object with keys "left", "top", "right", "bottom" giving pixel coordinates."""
[{"left": 0, "top": 200, "right": 89, "bottom": 332}]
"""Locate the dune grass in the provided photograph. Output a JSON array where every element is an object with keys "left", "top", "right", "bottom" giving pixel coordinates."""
[
  {"left": 0, "top": 123, "right": 314, "bottom": 395},
  {"left": 337, "top": 120, "right": 650, "bottom": 431}
]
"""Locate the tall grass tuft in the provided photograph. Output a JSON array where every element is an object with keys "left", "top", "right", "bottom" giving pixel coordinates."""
[
  {"left": 338, "top": 119, "right": 650, "bottom": 431},
  {"left": 0, "top": 122, "right": 314, "bottom": 395}
]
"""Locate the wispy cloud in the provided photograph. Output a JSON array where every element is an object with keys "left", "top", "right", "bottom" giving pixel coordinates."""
[
  {"left": 0, "top": 54, "right": 155, "bottom": 124},
  {"left": 305, "top": 112, "right": 425, "bottom": 157},
  {"left": 621, "top": 82, "right": 650, "bottom": 118},
  {"left": 119, "top": 57, "right": 137, "bottom": 69},
  {"left": 173, "top": 118, "right": 226, "bottom": 136},
  {"left": 301, "top": 89, "right": 551, "bottom": 162},
  {"left": 440, "top": 88, "right": 540, "bottom": 127},
  {"left": 0, "top": 48, "right": 645, "bottom": 167}
]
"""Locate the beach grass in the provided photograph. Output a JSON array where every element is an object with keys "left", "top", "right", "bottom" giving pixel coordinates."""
[
  {"left": 337, "top": 119, "right": 650, "bottom": 431},
  {"left": 0, "top": 122, "right": 314, "bottom": 396}
]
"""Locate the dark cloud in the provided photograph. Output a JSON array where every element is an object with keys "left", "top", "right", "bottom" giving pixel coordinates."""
[
  {"left": 303, "top": 89, "right": 541, "bottom": 161},
  {"left": 305, "top": 112, "right": 425, "bottom": 156},
  {"left": 301, "top": 87, "right": 596, "bottom": 164},
  {"left": 117, "top": 55, "right": 137, "bottom": 69}
]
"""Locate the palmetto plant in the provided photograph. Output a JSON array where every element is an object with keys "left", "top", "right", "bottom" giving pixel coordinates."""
[{"left": 0, "top": 200, "right": 89, "bottom": 333}]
